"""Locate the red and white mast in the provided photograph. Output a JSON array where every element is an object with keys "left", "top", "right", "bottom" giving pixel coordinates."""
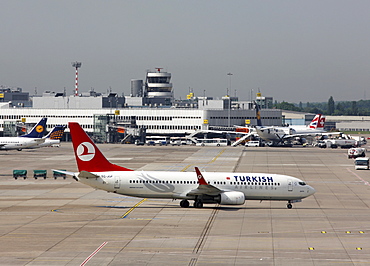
[{"left": 72, "top": 61, "right": 82, "bottom": 96}]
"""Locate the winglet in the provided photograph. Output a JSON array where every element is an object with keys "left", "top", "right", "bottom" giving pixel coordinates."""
[{"left": 195, "top": 167, "right": 208, "bottom": 185}]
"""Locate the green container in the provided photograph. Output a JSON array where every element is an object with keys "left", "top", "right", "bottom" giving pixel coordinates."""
[
  {"left": 13, "top": 170, "right": 27, "bottom": 179},
  {"left": 33, "top": 170, "right": 47, "bottom": 179}
]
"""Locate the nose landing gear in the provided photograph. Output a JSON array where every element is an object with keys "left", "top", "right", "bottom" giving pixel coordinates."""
[{"left": 287, "top": 199, "right": 302, "bottom": 209}]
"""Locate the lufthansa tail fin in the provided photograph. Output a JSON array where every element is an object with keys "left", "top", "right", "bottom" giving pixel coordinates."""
[
  {"left": 20, "top": 118, "right": 47, "bottom": 138},
  {"left": 253, "top": 101, "right": 262, "bottom": 127},
  {"left": 69, "top": 122, "right": 133, "bottom": 172},
  {"left": 44, "top": 125, "right": 66, "bottom": 140}
]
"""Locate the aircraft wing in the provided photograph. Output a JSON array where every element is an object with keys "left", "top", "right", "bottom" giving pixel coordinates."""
[
  {"left": 186, "top": 167, "right": 222, "bottom": 197},
  {"left": 281, "top": 131, "right": 343, "bottom": 140},
  {"left": 281, "top": 133, "right": 317, "bottom": 139}
]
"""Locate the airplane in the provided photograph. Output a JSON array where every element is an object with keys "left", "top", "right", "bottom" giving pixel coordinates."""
[
  {"left": 24, "top": 125, "right": 66, "bottom": 149},
  {"left": 0, "top": 118, "right": 47, "bottom": 151},
  {"left": 256, "top": 114, "right": 326, "bottom": 145},
  {"left": 252, "top": 102, "right": 329, "bottom": 146},
  {"left": 54, "top": 122, "right": 316, "bottom": 209}
]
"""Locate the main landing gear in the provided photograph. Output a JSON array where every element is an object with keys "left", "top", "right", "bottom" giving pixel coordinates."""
[
  {"left": 193, "top": 200, "right": 203, "bottom": 208},
  {"left": 287, "top": 203, "right": 293, "bottom": 209},
  {"left": 179, "top": 199, "right": 204, "bottom": 208},
  {"left": 180, "top": 200, "right": 190, "bottom": 208}
]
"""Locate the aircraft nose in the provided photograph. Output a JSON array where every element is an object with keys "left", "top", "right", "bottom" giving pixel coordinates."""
[{"left": 308, "top": 185, "right": 316, "bottom": 195}]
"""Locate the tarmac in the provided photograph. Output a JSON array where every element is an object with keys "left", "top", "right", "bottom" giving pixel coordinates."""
[{"left": 1, "top": 142, "right": 370, "bottom": 265}]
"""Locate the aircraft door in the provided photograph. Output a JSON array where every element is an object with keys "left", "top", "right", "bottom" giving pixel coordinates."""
[
  {"left": 288, "top": 179, "right": 293, "bottom": 192},
  {"left": 114, "top": 176, "right": 120, "bottom": 189}
]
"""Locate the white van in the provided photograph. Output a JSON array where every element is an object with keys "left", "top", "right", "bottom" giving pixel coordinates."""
[
  {"left": 245, "top": 141, "right": 260, "bottom": 147},
  {"left": 355, "top": 157, "right": 369, "bottom": 170}
]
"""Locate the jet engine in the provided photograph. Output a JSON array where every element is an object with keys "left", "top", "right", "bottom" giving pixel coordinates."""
[{"left": 216, "top": 191, "right": 245, "bottom": 205}]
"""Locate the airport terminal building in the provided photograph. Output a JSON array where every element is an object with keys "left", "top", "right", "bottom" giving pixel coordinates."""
[{"left": 0, "top": 103, "right": 281, "bottom": 141}]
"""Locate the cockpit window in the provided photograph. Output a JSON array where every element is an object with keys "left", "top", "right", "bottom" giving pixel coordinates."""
[{"left": 298, "top": 182, "right": 306, "bottom": 186}]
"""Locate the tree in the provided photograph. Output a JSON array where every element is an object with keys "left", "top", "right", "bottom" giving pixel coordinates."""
[
  {"left": 273, "top": 101, "right": 300, "bottom": 111},
  {"left": 327, "top": 96, "right": 335, "bottom": 115},
  {"left": 351, "top": 101, "right": 358, "bottom": 115}
]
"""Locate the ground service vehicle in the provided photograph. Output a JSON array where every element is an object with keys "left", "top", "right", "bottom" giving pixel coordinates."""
[
  {"left": 348, "top": 148, "right": 366, "bottom": 159},
  {"left": 245, "top": 141, "right": 261, "bottom": 147},
  {"left": 355, "top": 157, "right": 369, "bottom": 170},
  {"left": 196, "top": 139, "right": 228, "bottom": 147}
]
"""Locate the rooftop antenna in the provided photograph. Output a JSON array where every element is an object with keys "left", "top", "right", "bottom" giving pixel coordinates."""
[{"left": 71, "top": 61, "right": 82, "bottom": 96}]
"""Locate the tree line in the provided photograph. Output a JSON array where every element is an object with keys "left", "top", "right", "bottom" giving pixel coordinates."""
[{"left": 273, "top": 97, "right": 370, "bottom": 116}]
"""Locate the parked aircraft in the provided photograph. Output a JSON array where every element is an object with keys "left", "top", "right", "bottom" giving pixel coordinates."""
[
  {"left": 54, "top": 122, "right": 316, "bottom": 209},
  {"left": 251, "top": 102, "right": 329, "bottom": 146},
  {"left": 0, "top": 118, "right": 47, "bottom": 151},
  {"left": 256, "top": 114, "right": 326, "bottom": 145},
  {"left": 24, "top": 125, "right": 66, "bottom": 149}
]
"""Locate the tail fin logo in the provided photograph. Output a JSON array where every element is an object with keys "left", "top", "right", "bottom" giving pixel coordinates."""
[
  {"left": 36, "top": 125, "right": 44, "bottom": 133},
  {"left": 77, "top": 142, "right": 95, "bottom": 161}
]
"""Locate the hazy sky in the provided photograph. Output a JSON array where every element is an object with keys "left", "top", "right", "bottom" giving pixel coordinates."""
[{"left": 1, "top": 1, "right": 370, "bottom": 103}]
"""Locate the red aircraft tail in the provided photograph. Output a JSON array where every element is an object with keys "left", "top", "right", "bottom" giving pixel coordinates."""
[{"left": 69, "top": 122, "right": 133, "bottom": 172}]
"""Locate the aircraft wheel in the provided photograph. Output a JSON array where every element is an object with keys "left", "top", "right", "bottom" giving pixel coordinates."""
[
  {"left": 194, "top": 200, "right": 203, "bottom": 208},
  {"left": 287, "top": 203, "right": 292, "bottom": 209},
  {"left": 180, "top": 200, "right": 189, "bottom": 208}
]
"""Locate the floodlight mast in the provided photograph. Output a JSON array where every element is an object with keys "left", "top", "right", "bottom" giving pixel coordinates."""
[{"left": 72, "top": 61, "right": 82, "bottom": 96}]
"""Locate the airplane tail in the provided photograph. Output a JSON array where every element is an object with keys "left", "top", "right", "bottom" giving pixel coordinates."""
[
  {"left": 308, "top": 114, "right": 325, "bottom": 129},
  {"left": 253, "top": 101, "right": 262, "bottom": 127},
  {"left": 20, "top": 118, "right": 47, "bottom": 138},
  {"left": 44, "top": 125, "right": 66, "bottom": 140},
  {"left": 69, "top": 122, "right": 133, "bottom": 172}
]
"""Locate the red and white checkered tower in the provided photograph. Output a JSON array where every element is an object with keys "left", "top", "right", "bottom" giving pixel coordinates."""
[{"left": 71, "top": 61, "right": 82, "bottom": 96}]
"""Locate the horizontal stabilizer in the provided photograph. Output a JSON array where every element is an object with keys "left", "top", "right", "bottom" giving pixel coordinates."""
[
  {"left": 52, "top": 169, "right": 76, "bottom": 176},
  {"left": 78, "top": 170, "right": 100, "bottom": 179},
  {"left": 52, "top": 169, "right": 79, "bottom": 181}
]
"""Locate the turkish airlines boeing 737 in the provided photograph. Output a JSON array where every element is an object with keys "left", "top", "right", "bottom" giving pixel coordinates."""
[{"left": 56, "top": 122, "right": 316, "bottom": 209}]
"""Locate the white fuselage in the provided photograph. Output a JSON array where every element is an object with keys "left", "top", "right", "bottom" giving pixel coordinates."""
[
  {"left": 256, "top": 126, "right": 325, "bottom": 143},
  {"left": 290, "top": 125, "right": 326, "bottom": 135},
  {"left": 25, "top": 139, "right": 60, "bottom": 149},
  {"left": 0, "top": 137, "right": 45, "bottom": 150},
  {"left": 76, "top": 170, "right": 315, "bottom": 202}
]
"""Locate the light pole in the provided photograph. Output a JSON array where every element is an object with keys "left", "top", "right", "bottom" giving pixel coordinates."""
[{"left": 227, "top": 73, "right": 233, "bottom": 127}]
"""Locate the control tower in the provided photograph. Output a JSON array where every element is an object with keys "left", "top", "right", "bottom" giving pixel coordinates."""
[{"left": 145, "top": 68, "right": 173, "bottom": 103}]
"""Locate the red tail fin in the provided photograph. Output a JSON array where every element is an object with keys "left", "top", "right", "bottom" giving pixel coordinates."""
[
  {"left": 69, "top": 122, "right": 133, "bottom": 172},
  {"left": 308, "top": 114, "right": 321, "bottom": 129},
  {"left": 318, "top": 116, "right": 325, "bottom": 128}
]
